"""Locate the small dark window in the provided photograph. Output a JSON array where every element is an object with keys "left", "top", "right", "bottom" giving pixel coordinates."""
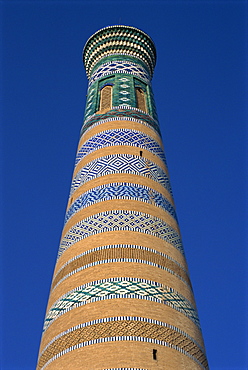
[
  {"left": 140, "top": 150, "right": 143, "bottom": 157},
  {"left": 153, "top": 349, "right": 157, "bottom": 360}
]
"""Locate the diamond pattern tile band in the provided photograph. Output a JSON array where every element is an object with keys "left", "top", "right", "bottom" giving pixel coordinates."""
[
  {"left": 58, "top": 210, "right": 183, "bottom": 259},
  {"left": 43, "top": 277, "right": 199, "bottom": 333},
  {"left": 75, "top": 128, "right": 166, "bottom": 166},
  {"left": 70, "top": 154, "right": 172, "bottom": 197},
  {"left": 65, "top": 182, "right": 177, "bottom": 224},
  {"left": 38, "top": 317, "right": 207, "bottom": 370}
]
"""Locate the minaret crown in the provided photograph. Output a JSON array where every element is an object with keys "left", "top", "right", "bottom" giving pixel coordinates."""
[{"left": 83, "top": 25, "right": 156, "bottom": 79}]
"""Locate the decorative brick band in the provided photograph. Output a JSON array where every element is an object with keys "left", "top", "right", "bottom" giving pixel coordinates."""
[
  {"left": 43, "top": 277, "right": 199, "bottom": 333},
  {"left": 58, "top": 210, "right": 183, "bottom": 259},
  {"left": 80, "top": 114, "right": 160, "bottom": 137},
  {"left": 81, "top": 107, "right": 160, "bottom": 135},
  {"left": 38, "top": 317, "right": 208, "bottom": 370},
  {"left": 52, "top": 245, "right": 190, "bottom": 291},
  {"left": 70, "top": 154, "right": 171, "bottom": 197},
  {"left": 65, "top": 182, "right": 177, "bottom": 224},
  {"left": 75, "top": 128, "right": 166, "bottom": 167}
]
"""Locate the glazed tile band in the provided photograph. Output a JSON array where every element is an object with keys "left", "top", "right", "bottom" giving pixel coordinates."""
[
  {"left": 89, "top": 60, "right": 150, "bottom": 86},
  {"left": 75, "top": 128, "right": 166, "bottom": 167},
  {"left": 65, "top": 182, "right": 177, "bottom": 225},
  {"left": 70, "top": 154, "right": 172, "bottom": 197},
  {"left": 57, "top": 210, "right": 183, "bottom": 260},
  {"left": 43, "top": 277, "right": 199, "bottom": 333}
]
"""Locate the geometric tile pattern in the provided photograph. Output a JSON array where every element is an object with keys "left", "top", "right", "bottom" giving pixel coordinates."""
[
  {"left": 70, "top": 154, "right": 172, "bottom": 197},
  {"left": 149, "top": 88, "right": 158, "bottom": 121},
  {"left": 89, "top": 60, "right": 150, "bottom": 86},
  {"left": 58, "top": 210, "right": 183, "bottom": 259},
  {"left": 52, "top": 245, "right": 190, "bottom": 291},
  {"left": 65, "top": 182, "right": 177, "bottom": 224},
  {"left": 75, "top": 128, "right": 167, "bottom": 166},
  {"left": 84, "top": 84, "right": 97, "bottom": 120},
  {"left": 118, "top": 77, "right": 132, "bottom": 107},
  {"left": 43, "top": 277, "right": 199, "bottom": 333},
  {"left": 38, "top": 317, "right": 207, "bottom": 370},
  {"left": 81, "top": 107, "right": 161, "bottom": 135}
]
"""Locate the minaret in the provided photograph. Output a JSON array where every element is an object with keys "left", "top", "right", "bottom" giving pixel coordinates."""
[{"left": 37, "top": 25, "right": 208, "bottom": 370}]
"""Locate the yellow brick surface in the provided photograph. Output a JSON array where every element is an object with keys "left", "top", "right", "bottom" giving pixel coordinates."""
[
  {"left": 78, "top": 119, "right": 163, "bottom": 149},
  {"left": 51, "top": 246, "right": 191, "bottom": 291},
  {"left": 39, "top": 299, "right": 204, "bottom": 354},
  {"left": 73, "top": 145, "right": 168, "bottom": 179},
  {"left": 43, "top": 341, "right": 204, "bottom": 370},
  {"left": 47, "top": 260, "right": 194, "bottom": 309},
  {"left": 67, "top": 174, "right": 174, "bottom": 212},
  {"left": 54, "top": 231, "right": 187, "bottom": 276},
  {"left": 38, "top": 320, "right": 207, "bottom": 370},
  {"left": 62, "top": 198, "right": 179, "bottom": 238}
]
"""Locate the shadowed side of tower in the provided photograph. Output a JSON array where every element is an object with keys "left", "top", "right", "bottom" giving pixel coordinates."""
[{"left": 37, "top": 25, "right": 208, "bottom": 370}]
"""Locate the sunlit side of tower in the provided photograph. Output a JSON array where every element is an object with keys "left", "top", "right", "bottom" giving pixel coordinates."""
[{"left": 37, "top": 26, "right": 208, "bottom": 369}]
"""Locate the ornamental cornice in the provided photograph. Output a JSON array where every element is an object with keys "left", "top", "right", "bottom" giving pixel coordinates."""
[{"left": 83, "top": 25, "right": 156, "bottom": 79}]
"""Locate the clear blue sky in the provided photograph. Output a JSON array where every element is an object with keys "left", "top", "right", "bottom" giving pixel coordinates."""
[{"left": 1, "top": 1, "right": 247, "bottom": 369}]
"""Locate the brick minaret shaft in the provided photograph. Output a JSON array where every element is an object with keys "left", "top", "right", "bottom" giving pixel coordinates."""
[{"left": 37, "top": 25, "right": 208, "bottom": 370}]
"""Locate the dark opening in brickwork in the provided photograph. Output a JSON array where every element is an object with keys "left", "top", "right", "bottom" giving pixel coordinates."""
[{"left": 153, "top": 349, "right": 157, "bottom": 360}]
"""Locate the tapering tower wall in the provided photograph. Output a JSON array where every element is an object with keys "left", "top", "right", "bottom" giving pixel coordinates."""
[{"left": 37, "top": 25, "right": 208, "bottom": 370}]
